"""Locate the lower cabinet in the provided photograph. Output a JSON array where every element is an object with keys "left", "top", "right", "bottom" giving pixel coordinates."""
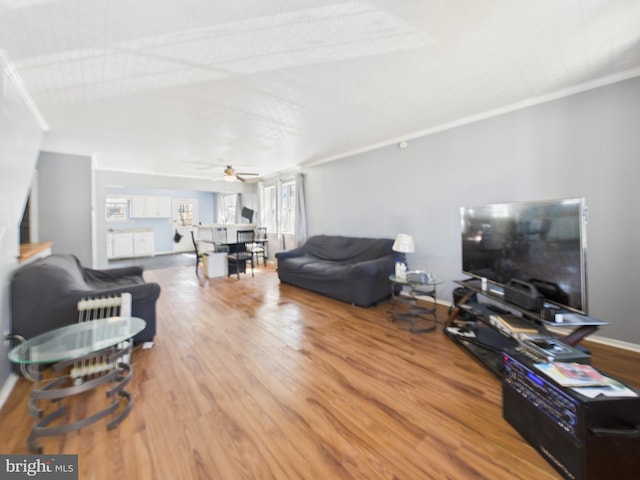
[
  {"left": 133, "top": 232, "right": 154, "bottom": 257},
  {"left": 107, "top": 230, "right": 154, "bottom": 259},
  {"left": 112, "top": 233, "right": 134, "bottom": 258}
]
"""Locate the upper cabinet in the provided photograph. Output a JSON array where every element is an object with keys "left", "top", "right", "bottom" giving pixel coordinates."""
[{"left": 130, "top": 195, "right": 172, "bottom": 218}]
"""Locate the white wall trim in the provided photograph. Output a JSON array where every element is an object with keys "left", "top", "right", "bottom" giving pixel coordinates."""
[
  {"left": 304, "top": 66, "right": 640, "bottom": 170},
  {"left": 0, "top": 373, "right": 18, "bottom": 412},
  {"left": 0, "top": 49, "right": 48, "bottom": 131},
  {"left": 575, "top": 334, "right": 640, "bottom": 354}
]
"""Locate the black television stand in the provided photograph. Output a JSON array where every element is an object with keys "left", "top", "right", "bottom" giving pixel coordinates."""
[{"left": 445, "top": 279, "right": 607, "bottom": 375}]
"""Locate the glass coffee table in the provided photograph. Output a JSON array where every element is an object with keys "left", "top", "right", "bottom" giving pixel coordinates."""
[
  {"left": 389, "top": 272, "right": 444, "bottom": 333},
  {"left": 8, "top": 317, "right": 145, "bottom": 452}
]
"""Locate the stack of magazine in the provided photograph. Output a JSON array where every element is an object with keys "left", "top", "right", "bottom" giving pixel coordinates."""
[
  {"left": 534, "top": 362, "right": 638, "bottom": 398},
  {"left": 534, "top": 362, "right": 608, "bottom": 386}
]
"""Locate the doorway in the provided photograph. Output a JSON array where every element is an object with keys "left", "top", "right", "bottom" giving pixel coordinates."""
[{"left": 172, "top": 198, "right": 199, "bottom": 253}]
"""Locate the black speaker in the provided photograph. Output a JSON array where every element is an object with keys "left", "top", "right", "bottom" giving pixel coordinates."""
[
  {"left": 503, "top": 279, "right": 544, "bottom": 311},
  {"left": 503, "top": 353, "right": 640, "bottom": 479}
]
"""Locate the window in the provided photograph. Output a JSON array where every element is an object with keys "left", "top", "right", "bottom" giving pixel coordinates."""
[
  {"left": 264, "top": 185, "right": 277, "bottom": 233},
  {"left": 106, "top": 197, "right": 129, "bottom": 222},
  {"left": 280, "top": 180, "right": 296, "bottom": 234},
  {"left": 175, "top": 200, "right": 195, "bottom": 227},
  {"left": 220, "top": 194, "right": 237, "bottom": 224},
  {"left": 261, "top": 180, "right": 297, "bottom": 235}
]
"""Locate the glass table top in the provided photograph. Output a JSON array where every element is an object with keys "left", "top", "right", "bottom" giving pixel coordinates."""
[
  {"left": 389, "top": 272, "right": 444, "bottom": 285},
  {"left": 8, "top": 317, "right": 146, "bottom": 365}
]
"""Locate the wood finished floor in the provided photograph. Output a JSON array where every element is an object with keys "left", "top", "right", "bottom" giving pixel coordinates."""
[{"left": 1, "top": 263, "right": 638, "bottom": 479}]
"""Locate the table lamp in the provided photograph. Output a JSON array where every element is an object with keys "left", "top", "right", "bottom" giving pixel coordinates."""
[{"left": 392, "top": 233, "right": 414, "bottom": 279}]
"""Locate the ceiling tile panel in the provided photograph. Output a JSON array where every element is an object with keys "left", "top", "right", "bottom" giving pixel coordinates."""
[{"left": 0, "top": 0, "right": 638, "bottom": 177}]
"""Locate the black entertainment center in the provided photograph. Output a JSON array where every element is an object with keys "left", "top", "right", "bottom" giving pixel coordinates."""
[
  {"left": 445, "top": 278, "right": 603, "bottom": 374},
  {"left": 446, "top": 198, "right": 640, "bottom": 480},
  {"left": 448, "top": 197, "right": 606, "bottom": 370}
]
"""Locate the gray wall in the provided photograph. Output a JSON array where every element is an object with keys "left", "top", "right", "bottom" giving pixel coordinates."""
[
  {"left": 37, "top": 151, "right": 94, "bottom": 266},
  {"left": 0, "top": 60, "right": 44, "bottom": 388},
  {"left": 302, "top": 75, "right": 640, "bottom": 347}
]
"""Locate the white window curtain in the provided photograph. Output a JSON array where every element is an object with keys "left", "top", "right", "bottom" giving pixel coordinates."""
[
  {"left": 216, "top": 194, "right": 225, "bottom": 222},
  {"left": 279, "top": 179, "right": 295, "bottom": 234},
  {"left": 263, "top": 184, "right": 277, "bottom": 233},
  {"left": 276, "top": 179, "right": 284, "bottom": 250},
  {"left": 295, "top": 173, "right": 307, "bottom": 246},
  {"left": 257, "top": 181, "right": 265, "bottom": 228}
]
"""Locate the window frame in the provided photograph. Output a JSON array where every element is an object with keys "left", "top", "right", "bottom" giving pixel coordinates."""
[
  {"left": 105, "top": 197, "right": 129, "bottom": 222},
  {"left": 219, "top": 194, "right": 238, "bottom": 224},
  {"left": 264, "top": 185, "right": 277, "bottom": 234},
  {"left": 280, "top": 179, "right": 296, "bottom": 234}
]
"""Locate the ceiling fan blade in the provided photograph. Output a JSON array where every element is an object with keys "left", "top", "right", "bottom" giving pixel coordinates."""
[{"left": 219, "top": 165, "right": 258, "bottom": 182}]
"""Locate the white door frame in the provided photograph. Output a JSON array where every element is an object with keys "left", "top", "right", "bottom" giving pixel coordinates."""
[{"left": 172, "top": 198, "right": 199, "bottom": 252}]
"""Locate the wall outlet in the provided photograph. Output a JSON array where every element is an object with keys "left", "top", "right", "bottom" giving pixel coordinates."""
[{"left": 3, "top": 329, "right": 10, "bottom": 347}]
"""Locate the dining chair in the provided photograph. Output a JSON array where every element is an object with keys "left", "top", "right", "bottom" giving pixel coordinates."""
[
  {"left": 248, "top": 227, "right": 267, "bottom": 265},
  {"left": 212, "top": 227, "right": 229, "bottom": 252},
  {"left": 227, "top": 229, "right": 255, "bottom": 279},
  {"left": 190, "top": 230, "right": 205, "bottom": 274}
]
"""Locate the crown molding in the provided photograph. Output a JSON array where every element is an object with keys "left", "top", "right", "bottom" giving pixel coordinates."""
[
  {"left": 0, "top": 49, "right": 48, "bottom": 131},
  {"left": 303, "top": 66, "right": 640, "bottom": 169}
]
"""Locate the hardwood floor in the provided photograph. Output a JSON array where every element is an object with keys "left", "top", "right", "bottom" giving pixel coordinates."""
[{"left": 1, "top": 264, "right": 638, "bottom": 479}]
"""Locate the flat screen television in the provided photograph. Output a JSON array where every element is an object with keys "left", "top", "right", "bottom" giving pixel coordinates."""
[
  {"left": 460, "top": 198, "right": 588, "bottom": 314},
  {"left": 241, "top": 207, "right": 254, "bottom": 223}
]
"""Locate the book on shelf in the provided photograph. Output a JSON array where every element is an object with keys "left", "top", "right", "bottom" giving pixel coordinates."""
[
  {"left": 489, "top": 314, "right": 539, "bottom": 338},
  {"left": 534, "top": 362, "right": 610, "bottom": 387}
]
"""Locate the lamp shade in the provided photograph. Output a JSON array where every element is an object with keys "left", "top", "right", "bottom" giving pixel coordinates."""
[{"left": 392, "top": 234, "right": 415, "bottom": 253}]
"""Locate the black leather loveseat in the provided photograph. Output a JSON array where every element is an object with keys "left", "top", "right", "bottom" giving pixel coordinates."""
[
  {"left": 275, "top": 235, "right": 395, "bottom": 307},
  {"left": 11, "top": 254, "right": 161, "bottom": 343}
]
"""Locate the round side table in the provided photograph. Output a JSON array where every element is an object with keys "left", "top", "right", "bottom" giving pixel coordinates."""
[{"left": 389, "top": 272, "right": 444, "bottom": 333}]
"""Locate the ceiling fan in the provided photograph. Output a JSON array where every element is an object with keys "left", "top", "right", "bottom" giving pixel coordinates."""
[{"left": 223, "top": 165, "right": 259, "bottom": 183}]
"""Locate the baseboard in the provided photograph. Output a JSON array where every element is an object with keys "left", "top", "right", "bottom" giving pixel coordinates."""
[
  {"left": 582, "top": 334, "right": 640, "bottom": 353},
  {"left": 0, "top": 373, "right": 18, "bottom": 411}
]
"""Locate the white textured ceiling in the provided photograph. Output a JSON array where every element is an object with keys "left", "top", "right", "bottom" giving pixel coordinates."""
[{"left": 1, "top": 0, "right": 640, "bottom": 180}]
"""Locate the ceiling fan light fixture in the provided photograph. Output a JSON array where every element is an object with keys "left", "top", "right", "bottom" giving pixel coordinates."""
[{"left": 219, "top": 164, "right": 257, "bottom": 182}]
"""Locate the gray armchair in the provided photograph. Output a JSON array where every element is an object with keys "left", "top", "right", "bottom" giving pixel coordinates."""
[{"left": 11, "top": 254, "right": 160, "bottom": 343}]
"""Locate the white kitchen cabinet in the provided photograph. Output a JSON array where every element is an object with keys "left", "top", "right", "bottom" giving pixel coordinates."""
[
  {"left": 106, "top": 233, "right": 115, "bottom": 259},
  {"left": 130, "top": 196, "right": 147, "bottom": 218},
  {"left": 133, "top": 231, "right": 154, "bottom": 256},
  {"left": 154, "top": 196, "right": 172, "bottom": 217},
  {"left": 107, "top": 230, "right": 154, "bottom": 259},
  {"left": 112, "top": 232, "right": 134, "bottom": 258},
  {"left": 130, "top": 196, "right": 171, "bottom": 218}
]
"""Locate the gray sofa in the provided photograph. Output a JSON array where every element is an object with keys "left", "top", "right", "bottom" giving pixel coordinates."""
[
  {"left": 11, "top": 254, "right": 161, "bottom": 343},
  {"left": 275, "top": 235, "right": 395, "bottom": 307}
]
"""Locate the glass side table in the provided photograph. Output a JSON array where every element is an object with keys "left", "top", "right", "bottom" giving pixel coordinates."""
[
  {"left": 8, "top": 316, "right": 145, "bottom": 452},
  {"left": 389, "top": 272, "right": 444, "bottom": 333}
]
